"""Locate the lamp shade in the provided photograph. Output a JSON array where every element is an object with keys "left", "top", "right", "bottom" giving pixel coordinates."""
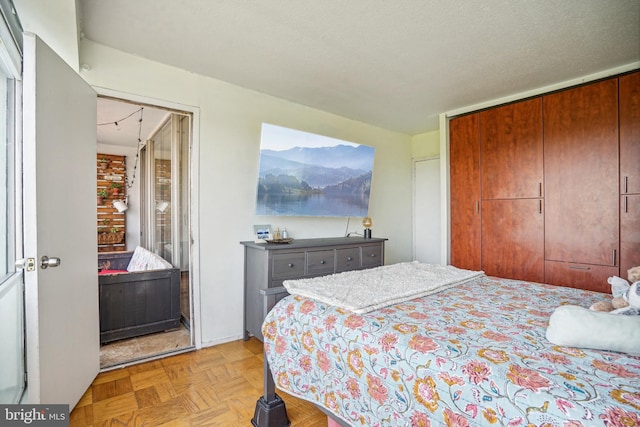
[{"left": 362, "top": 217, "right": 373, "bottom": 228}]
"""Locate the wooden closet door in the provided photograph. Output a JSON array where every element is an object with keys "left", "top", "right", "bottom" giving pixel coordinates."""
[
  {"left": 543, "top": 79, "right": 619, "bottom": 267},
  {"left": 449, "top": 114, "right": 481, "bottom": 271},
  {"left": 480, "top": 98, "right": 543, "bottom": 199},
  {"left": 482, "top": 199, "right": 544, "bottom": 282},
  {"left": 620, "top": 71, "right": 640, "bottom": 277},
  {"left": 620, "top": 71, "right": 640, "bottom": 195}
]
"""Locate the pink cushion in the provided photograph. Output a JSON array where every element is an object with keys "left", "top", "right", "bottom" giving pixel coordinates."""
[{"left": 99, "top": 269, "right": 128, "bottom": 275}]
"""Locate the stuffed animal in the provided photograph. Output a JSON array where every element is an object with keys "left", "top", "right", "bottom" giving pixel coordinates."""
[
  {"left": 589, "top": 266, "right": 640, "bottom": 314},
  {"left": 611, "top": 281, "right": 640, "bottom": 315}
]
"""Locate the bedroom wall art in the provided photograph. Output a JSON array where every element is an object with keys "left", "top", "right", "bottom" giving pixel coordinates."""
[{"left": 256, "top": 123, "right": 375, "bottom": 217}]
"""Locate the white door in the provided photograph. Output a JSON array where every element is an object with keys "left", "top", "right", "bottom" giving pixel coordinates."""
[
  {"left": 413, "top": 158, "right": 441, "bottom": 264},
  {"left": 22, "top": 33, "right": 99, "bottom": 407}
]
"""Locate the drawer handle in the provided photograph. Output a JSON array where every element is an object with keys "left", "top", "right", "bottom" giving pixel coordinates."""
[
  {"left": 288, "top": 263, "right": 294, "bottom": 268},
  {"left": 568, "top": 265, "right": 590, "bottom": 271},
  {"left": 320, "top": 260, "right": 325, "bottom": 264},
  {"left": 347, "top": 256, "right": 352, "bottom": 261},
  {"left": 369, "top": 253, "right": 376, "bottom": 257}
]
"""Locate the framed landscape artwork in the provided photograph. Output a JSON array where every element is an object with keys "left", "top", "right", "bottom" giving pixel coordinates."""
[
  {"left": 253, "top": 224, "right": 272, "bottom": 242},
  {"left": 256, "top": 123, "right": 375, "bottom": 217}
]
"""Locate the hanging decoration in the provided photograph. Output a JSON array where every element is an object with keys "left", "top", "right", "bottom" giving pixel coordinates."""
[{"left": 97, "top": 106, "right": 145, "bottom": 190}]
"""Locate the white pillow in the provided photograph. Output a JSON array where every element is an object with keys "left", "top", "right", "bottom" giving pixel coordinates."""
[
  {"left": 546, "top": 305, "right": 640, "bottom": 355},
  {"left": 127, "top": 246, "right": 173, "bottom": 271}
]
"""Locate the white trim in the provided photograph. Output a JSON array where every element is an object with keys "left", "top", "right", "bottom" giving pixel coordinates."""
[
  {"left": 439, "top": 113, "right": 450, "bottom": 266},
  {"left": 92, "top": 86, "right": 203, "bottom": 351}
]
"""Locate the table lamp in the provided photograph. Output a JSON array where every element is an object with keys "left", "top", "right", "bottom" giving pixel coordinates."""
[{"left": 362, "top": 217, "right": 372, "bottom": 239}]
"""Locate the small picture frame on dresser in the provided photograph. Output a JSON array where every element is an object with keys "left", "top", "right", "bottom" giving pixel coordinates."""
[{"left": 253, "top": 224, "right": 272, "bottom": 243}]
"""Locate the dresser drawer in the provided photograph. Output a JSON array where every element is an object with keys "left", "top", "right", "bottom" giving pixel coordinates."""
[
  {"left": 306, "top": 250, "right": 335, "bottom": 275},
  {"left": 242, "top": 237, "right": 387, "bottom": 342},
  {"left": 272, "top": 252, "right": 305, "bottom": 279},
  {"left": 362, "top": 245, "right": 383, "bottom": 268},
  {"left": 336, "top": 247, "right": 360, "bottom": 272}
]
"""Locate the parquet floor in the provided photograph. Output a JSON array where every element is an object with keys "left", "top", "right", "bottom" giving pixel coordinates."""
[{"left": 70, "top": 337, "right": 328, "bottom": 426}]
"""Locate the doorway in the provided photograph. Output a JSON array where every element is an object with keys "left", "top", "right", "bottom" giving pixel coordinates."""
[
  {"left": 413, "top": 157, "right": 442, "bottom": 264},
  {"left": 96, "top": 96, "right": 195, "bottom": 369}
]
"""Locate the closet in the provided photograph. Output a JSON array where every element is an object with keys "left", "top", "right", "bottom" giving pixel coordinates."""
[
  {"left": 620, "top": 72, "right": 640, "bottom": 277},
  {"left": 543, "top": 78, "right": 619, "bottom": 290},
  {"left": 449, "top": 70, "right": 640, "bottom": 293},
  {"left": 479, "top": 98, "right": 544, "bottom": 283}
]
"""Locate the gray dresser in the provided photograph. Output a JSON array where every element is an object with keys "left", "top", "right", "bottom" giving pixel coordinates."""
[{"left": 241, "top": 236, "right": 387, "bottom": 341}]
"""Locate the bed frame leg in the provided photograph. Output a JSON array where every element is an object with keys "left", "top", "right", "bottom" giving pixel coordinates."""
[
  {"left": 252, "top": 353, "right": 290, "bottom": 427},
  {"left": 251, "top": 394, "right": 289, "bottom": 427}
]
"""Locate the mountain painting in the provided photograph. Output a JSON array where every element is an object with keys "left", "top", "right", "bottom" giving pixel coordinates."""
[{"left": 256, "top": 123, "right": 375, "bottom": 217}]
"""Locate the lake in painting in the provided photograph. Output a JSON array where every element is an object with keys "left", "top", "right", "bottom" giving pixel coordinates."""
[{"left": 256, "top": 123, "right": 375, "bottom": 217}]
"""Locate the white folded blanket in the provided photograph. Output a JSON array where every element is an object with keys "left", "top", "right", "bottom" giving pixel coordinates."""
[{"left": 283, "top": 261, "right": 485, "bottom": 314}]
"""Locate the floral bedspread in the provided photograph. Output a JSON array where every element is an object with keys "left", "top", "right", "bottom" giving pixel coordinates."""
[{"left": 262, "top": 276, "right": 640, "bottom": 426}]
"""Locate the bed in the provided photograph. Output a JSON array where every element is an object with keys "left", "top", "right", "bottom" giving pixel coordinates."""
[{"left": 256, "top": 262, "right": 640, "bottom": 427}]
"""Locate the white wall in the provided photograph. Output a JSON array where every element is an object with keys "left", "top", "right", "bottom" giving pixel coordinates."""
[
  {"left": 411, "top": 130, "right": 440, "bottom": 159},
  {"left": 78, "top": 40, "right": 414, "bottom": 346},
  {"left": 13, "top": 0, "right": 79, "bottom": 71}
]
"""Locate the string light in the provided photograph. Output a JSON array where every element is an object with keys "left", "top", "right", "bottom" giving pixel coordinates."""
[
  {"left": 98, "top": 107, "right": 143, "bottom": 128},
  {"left": 126, "top": 108, "right": 144, "bottom": 190},
  {"left": 98, "top": 107, "right": 144, "bottom": 190}
]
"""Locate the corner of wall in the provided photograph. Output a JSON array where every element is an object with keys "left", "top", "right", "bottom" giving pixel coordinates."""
[{"left": 411, "top": 129, "right": 440, "bottom": 159}]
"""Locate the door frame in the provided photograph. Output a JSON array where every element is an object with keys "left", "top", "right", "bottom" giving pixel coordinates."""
[{"left": 95, "top": 87, "right": 202, "bottom": 351}]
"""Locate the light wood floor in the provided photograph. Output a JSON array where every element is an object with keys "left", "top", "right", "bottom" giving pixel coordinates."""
[{"left": 70, "top": 337, "right": 328, "bottom": 426}]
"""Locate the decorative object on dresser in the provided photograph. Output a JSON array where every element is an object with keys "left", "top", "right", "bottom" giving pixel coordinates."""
[
  {"left": 362, "top": 216, "right": 372, "bottom": 238},
  {"left": 253, "top": 224, "right": 272, "bottom": 243},
  {"left": 240, "top": 236, "right": 387, "bottom": 341}
]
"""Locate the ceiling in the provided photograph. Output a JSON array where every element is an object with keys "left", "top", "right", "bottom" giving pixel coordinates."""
[
  {"left": 96, "top": 97, "right": 171, "bottom": 148},
  {"left": 80, "top": 0, "right": 640, "bottom": 137}
]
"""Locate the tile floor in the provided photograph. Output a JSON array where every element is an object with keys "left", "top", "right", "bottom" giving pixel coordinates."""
[{"left": 100, "top": 324, "right": 192, "bottom": 369}]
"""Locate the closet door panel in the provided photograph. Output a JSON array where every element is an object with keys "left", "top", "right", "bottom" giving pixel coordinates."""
[
  {"left": 543, "top": 79, "right": 619, "bottom": 266},
  {"left": 621, "top": 194, "right": 640, "bottom": 277},
  {"left": 481, "top": 199, "right": 544, "bottom": 282},
  {"left": 545, "top": 261, "right": 617, "bottom": 293},
  {"left": 620, "top": 71, "right": 640, "bottom": 195},
  {"left": 449, "top": 114, "right": 481, "bottom": 271},
  {"left": 480, "top": 98, "right": 543, "bottom": 199}
]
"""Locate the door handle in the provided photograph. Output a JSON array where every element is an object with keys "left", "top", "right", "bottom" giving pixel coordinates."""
[{"left": 40, "top": 256, "right": 61, "bottom": 269}]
